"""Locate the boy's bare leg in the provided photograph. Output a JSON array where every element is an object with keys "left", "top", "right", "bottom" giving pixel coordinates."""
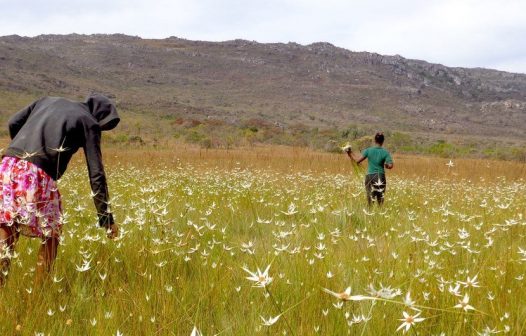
[
  {"left": 35, "top": 236, "right": 59, "bottom": 287},
  {"left": 0, "top": 226, "right": 17, "bottom": 287}
]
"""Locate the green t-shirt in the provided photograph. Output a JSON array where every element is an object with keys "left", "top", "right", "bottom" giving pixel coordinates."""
[{"left": 362, "top": 146, "right": 393, "bottom": 175}]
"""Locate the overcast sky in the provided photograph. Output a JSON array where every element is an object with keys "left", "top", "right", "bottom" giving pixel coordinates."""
[{"left": 1, "top": 0, "right": 525, "bottom": 73}]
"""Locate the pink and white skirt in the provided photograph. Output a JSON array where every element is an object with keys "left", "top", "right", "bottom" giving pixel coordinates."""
[{"left": 0, "top": 156, "right": 62, "bottom": 238}]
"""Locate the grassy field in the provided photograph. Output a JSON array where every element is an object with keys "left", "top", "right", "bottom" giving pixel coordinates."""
[{"left": 0, "top": 145, "right": 525, "bottom": 335}]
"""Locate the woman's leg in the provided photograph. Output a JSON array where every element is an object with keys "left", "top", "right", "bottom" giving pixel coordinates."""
[
  {"left": 0, "top": 225, "right": 18, "bottom": 287},
  {"left": 35, "top": 235, "right": 59, "bottom": 286}
]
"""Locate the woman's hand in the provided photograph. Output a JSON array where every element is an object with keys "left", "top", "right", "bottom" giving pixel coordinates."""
[{"left": 107, "top": 223, "right": 119, "bottom": 240}]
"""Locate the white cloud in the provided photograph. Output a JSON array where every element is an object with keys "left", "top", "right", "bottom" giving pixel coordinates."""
[{"left": 0, "top": 0, "right": 525, "bottom": 73}]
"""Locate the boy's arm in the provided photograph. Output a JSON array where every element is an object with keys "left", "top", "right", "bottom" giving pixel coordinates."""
[
  {"left": 347, "top": 150, "right": 367, "bottom": 164},
  {"left": 384, "top": 152, "right": 394, "bottom": 169}
]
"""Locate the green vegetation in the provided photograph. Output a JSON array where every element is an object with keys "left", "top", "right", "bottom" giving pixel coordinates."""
[
  {"left": 116, "top": 117, "right": 525, "bottom": 162},
  {"left": 0, "top": 148, "right": 524, "bottom": 335}
]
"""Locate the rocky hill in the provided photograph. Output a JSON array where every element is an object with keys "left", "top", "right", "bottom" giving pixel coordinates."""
[{"left": 0, "top": 34, "right": 525, "bottom": 142}]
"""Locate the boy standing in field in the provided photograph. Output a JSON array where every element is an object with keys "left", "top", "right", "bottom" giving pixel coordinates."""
[
  {"left": 347, "top": 132, "right": 394, "bottom": 206},
  {"left": 0, "top": 94, "right": 119, "bottom": 286}
]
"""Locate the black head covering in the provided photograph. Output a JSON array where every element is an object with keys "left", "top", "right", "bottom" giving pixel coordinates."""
[{"left": 85, "top": 94, "right": 120, "bottom": 131}]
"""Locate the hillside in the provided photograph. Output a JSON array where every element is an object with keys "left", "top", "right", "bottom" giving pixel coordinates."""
[{"left": 0, "top": 34, "right": 525, "bottom": 154}]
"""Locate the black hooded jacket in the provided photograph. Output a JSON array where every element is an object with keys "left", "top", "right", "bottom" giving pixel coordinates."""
[{"left": 4, "top": 94, "right": 120, "bottom": 227}]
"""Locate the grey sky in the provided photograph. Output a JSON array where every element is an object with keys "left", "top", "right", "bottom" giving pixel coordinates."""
[{"left": 1, "top": 0, "right": 525, "bottom": 73}]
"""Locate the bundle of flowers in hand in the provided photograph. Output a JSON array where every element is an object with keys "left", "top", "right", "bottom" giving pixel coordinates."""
[
  {"left": 340, "top": 143, "right": 352, "bottom": 153},
  {"left": 340, "top": 142, "right": 364, "bottom": 177}
]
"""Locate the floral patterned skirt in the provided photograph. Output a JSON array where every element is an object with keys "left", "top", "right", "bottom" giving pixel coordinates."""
[{"left": 0, "top": 156, "right": 62, "bottom": 238}]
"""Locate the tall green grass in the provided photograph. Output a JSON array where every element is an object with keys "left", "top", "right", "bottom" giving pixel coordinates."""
[{"left": 0, "top": 148, "right": 525, "bottom": 335}]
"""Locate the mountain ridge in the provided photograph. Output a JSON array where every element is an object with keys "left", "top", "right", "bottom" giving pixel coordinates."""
[{"left": 0, "top": 33, "right": 525, "bottom": 144}]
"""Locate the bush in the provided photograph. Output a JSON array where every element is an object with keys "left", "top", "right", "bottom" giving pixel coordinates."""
[
  {"left": 128, "top": 135, "right": 145, "bottom": 145},
  {"left": 427, "top": 140, "right": 456, "bottom": 157},
  {"left": 511, "top": 147, "right": 526, "bottom": 162},
  {"left": 353, "top": 136, "right": 374, "bottom": 152},
  {"left": 390, "top": 132, "right": 412, "bottom": 151},
  {"left": 185, "top": 129, "right": 206, "bottom": 144},
  {"left": 200, "top": 138, "right": 212, "bottom": 149},
  {"left": 324, "top": 140, "right": 341, "bottom": 153},
  {"left": 341, "top": 124, "right": 368, "bottom": 140}
]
